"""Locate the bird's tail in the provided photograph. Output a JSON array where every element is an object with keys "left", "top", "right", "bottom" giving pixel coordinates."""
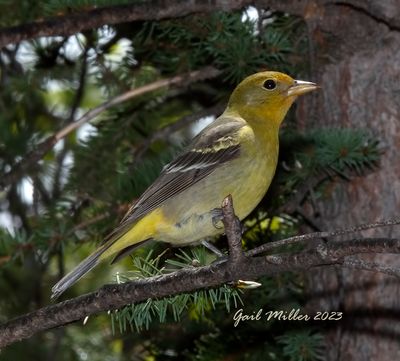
[
  {"left": 51, "top": 243, "right": 109, "bottom": 300},
  {"left": 51, "top": 209, "right": 163, "bottom": 300},
  {"left": 51, "top": 220, "right": 134, "bottom": 300}
]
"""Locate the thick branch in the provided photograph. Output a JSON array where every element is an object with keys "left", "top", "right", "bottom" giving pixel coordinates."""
[
  {"left": 0, "top": 66, "right": 220, "bottom": 189},
  {"left": 3, "top": 0, "right": 398, "bottom": 50},
  {"left": 0, "top": 0, "right": 306, "bottom": 48}
]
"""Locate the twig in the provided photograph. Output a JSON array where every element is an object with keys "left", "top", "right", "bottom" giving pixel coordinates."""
[
  {"left": 221, "top": 195, "right": 246, "bottom": 264},
  {"left": 0, "top": 66, "right": 221, "bottom": 189},
  {"left": 343, "top": 256, "right": 400, "bottom": 278},
  {"left": 55, "top": 67, "right": 219, "bottom": 141},
  {"left": 246, "top": 217, "right": 400, "bottom": 257},
  {"left": 295, "top": 206, "right": 323, "bottom": 232},
  {"left": 71, "top": 213, "right": 110, "bottom": 233}
]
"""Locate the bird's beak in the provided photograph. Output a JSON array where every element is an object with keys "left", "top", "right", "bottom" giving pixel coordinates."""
[{"left": 287, "top": 80, "right": 318, "bottom": 97}]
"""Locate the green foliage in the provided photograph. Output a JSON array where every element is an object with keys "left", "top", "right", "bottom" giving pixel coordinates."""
[
  {"left": 276, "top": 128, "right": 380, "bottom": 200},
  {"left": 310, "top": 128, "right": 380, "bottom": 174},
  {"left": 0, "top": 0, "right": 42, "bottom": 26},
  {"left": 133, "top": 11, "right": 307, "bottom": 83},
  {"left": 0, "top": 228, "right": 31, "bottom": 264},
  {"left": 277, "top": 330, "right": 325, "bottom": 361}
]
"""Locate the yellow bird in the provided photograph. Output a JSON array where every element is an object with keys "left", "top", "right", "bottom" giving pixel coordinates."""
[{"left": 52, "top": 71, "right": 317, "bottom": 299}]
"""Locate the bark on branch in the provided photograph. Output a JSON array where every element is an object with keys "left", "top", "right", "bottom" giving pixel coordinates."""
[
  {"left": 1, "top": 0, "right": 399, "bottom": 49},
  {"left": 0, "top": 196, "right": 399, "bottom": 349},
  {"left": 0, "top": 0, "right": 303, "bottom": 48},
  {"left": 221, "top": 195, "right": 246, "bottom": 264}
]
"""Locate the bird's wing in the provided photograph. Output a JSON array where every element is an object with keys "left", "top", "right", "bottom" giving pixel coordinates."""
[{"left": 105, "top": 116, "right": 246, "bottom": 243}]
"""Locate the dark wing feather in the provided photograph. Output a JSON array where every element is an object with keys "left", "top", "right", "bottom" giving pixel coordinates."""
[{"left": 105, "top": 117, "right": 245, "bottom": 243}]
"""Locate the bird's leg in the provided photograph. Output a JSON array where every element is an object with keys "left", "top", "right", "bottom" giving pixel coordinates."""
[
  {"left": 201, "top": 240, "right": 225, "bottom": 258},
  {"left": 212, "top": 207, "right": 245, "bottom": 234}
]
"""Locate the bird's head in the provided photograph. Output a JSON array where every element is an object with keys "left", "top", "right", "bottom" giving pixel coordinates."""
[{"left": 227, "top": 71, "right": 318, "bottom": 126}]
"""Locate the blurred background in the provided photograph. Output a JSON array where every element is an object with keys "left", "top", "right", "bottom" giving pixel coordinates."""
[{"left": 0, "top": 1, "right": 399, "bottom": 360}]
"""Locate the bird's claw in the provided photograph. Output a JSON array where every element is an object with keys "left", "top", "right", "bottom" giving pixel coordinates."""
[{"left": 211, "top": 208, "right": 244, "bottom": 235}]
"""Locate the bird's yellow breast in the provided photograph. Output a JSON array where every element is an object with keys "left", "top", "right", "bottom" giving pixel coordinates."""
[{"left": 153, "top": 123, "right": 279, "bottom": 245}]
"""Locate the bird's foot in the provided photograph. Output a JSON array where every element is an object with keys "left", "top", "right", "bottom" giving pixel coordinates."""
[
  {"left": 211, "top": 207, "right": 244, "bottom": 234},
  {"left": 211, "top": 208, "right": 224, "bottom": 229}
]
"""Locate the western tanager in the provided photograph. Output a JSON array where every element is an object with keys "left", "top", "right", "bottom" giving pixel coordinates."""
[{"left": 52, "top": 71, "right": 317, "bottom": 299}]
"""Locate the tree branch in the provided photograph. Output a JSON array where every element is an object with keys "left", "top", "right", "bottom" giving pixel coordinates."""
[
  {"left": 343, "top": 256, "right": 400, "bottom": 278},
  {"left": 221, "top": 195, "right": 246, "bottom": 264},
  {"left": 1, "top": 0, "right": 398, "bottom": 61},
  {"left": 0, "top": 66, "right": 221, "bottom": 189},
  {"left": 0, "top": 195, "right": 399, "bottom": 348},
  {"left": 246, "top": 216, "right": 400, "bottom": 256},
  {"left": 0, "top": 0, "right": 307, "bottom": 48}
]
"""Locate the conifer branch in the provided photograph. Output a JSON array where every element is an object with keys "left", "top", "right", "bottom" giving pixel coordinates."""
[
  {"left": 1, "top": 0, "right": 397, "bottom": 50},
  {"left": 0, "top": 0, "right": 306, "bottom": 48},
  {"left": 0, "top": 204, "right": 399, "bottom": 349},
  {"left": 53, "top": 67, "right": 220, "bottom": 141}
]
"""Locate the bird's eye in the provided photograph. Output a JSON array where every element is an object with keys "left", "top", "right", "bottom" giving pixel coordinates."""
[{"left": 263, "top": 79, "right": 276, "bottom": 90}]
